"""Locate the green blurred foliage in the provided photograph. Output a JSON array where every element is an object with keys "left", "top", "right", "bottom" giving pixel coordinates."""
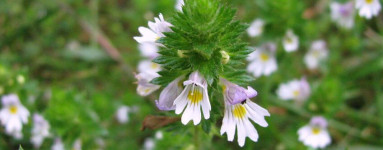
[{"left": 0, "top": 0, "right": 383, "bottom": 149}]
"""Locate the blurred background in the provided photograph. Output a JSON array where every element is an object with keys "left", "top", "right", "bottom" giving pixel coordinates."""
[{"left": 0, "top": 0, "right": 383, "bottom": 149}]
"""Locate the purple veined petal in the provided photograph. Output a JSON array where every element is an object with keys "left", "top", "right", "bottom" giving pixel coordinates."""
[
  {"left": 184, "top": 71, "right": 206, "bottom": 87},
  {"left": 1, "top": 94, "right": 20, "bottom": 106},
  {"left": 155, "top": 76, "right": 184, "bottom": 111},
  {"left": 221, "top": 78, "right": 258, "bottom": 105},
  {"left": 310, "top": 116, "right": 328, "bottom": 128},
  {"left": 245, "top": 86, "right": 257, "bottom": 98}
]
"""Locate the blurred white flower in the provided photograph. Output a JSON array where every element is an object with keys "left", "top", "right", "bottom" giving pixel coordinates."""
[
  {"left": 134, "top": 13, "right": 173, "bottom": 45},
  {"left": 283, "top": 29, "right": 299, "bottom": 52},
  {"left": 304, "top": 40, "right": 329, "bottom": 70},
  {"left": 277, "top": 77, "right": 311, "bottom": 102},
  {"left": 175, "top": 0, "right": 184, "bottom": 11},
  {"left": 331, "top": 2, "right": 355, "bottom": 29},
  {"left": 138, "top": 43, "right": 159, "bottom": 59},
  {"left": 220, "top": 80, "right": 270, "bottom": 147},
  {"left": 0, "top": 94, "right": 30, "bottom": 139},
  {"left": 298, "top": 116, "right": 331, "bottom": 149},
  {"left": 73, "top": 139, "right": 82, "bottom": 150},
  {"left": 155, "top": 131, "right": 163, "bottom": 140},
  {"left": 143, "top": 138, "right": 155, "bottom": 150},
  {"left": 356, "top": 0, "right": 381, "bottom": 19},
  {"left": 174, "top": 71, "right": 211, "bottom": 125},
  {"left": 116, "top": 105, "right": 130, "bottom": 124},
  {"left": 16, "top": 75, "right": 25, "bottom": 85},
  {"left": 51, "top": 138, "right": 65, "bottom": 150},
  {"left": 138, "top": 60, "right": 161, "bottom": 75},
  {"left": 135, "top": 72, "right": 160, "bottom": 96},
  {"left": 247, "top": 43, "right": 278, "bottom": 77},
  {"left": 31, "top": 113, "right": 50, "bottom": 148},
  {"left": 247, "top": 19, "right": 264, "bottom": 37},
  {"left": 156, "top": 76, "right": 184, "bottom": 111}
]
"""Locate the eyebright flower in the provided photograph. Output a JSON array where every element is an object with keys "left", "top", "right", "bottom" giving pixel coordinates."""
[
  {"left": 138, "top": 60, "right": 161, "bottom": 75},
  {"left": 220, "top": 78, "right": 257, "bottom": 105},
  {"left": 138, "top": 43, "right": 159, "bottom": 59},
  {"left": 156, "top": 76, "right": 184, "bottom": 111},
  {"left": 116, "top": 105, "right": 130, "bottom": 124},
  {"left": 31, "top": 114, "right": 51, "bottom": 148},
  {"left": 276, "top": 77, "right": 310, "bottom": 102},
  {"left": 143, "top": 138, "right": 155, "bottom": 150},
  {"left": 247, "top": 42, "right": 278, "bottom": 77},
  {"left": 0, "top": 94, "right": 30, "bottom": 139},
  {"left": 174, "top": 71, "right": 211, "bottom": 125},
  {"left": 51, "top": 138, "right": 65, "bottom": 150},
  {"left": 330, "top": 2, "right": 355, "bottom": 29},
  {"left": 304, "top": 40, "right": 329, "bottom": 70},
  {"left": 134, "top": 13, "right": 173, "bottom": 45},
  {"left": 175, "top": 0, "right": 184, "bottom": 11},
  {"left": 155, "top": 131, "right": 163, "bottom": 140},
  {"left": 355, "top": 0, "right": 381, "bottom": 19},
  {"left": 220, "top": 79, "right": 270, "bottom": 147},
  {"left": 135, "top": 72, "right": 161, "bottom": 96},
  {"left": 298, "top": 116, "right": 331, "bottom": 149},
  {"left": 72, "top": 139, "right": 82, "bottom": 150},
  {"left": 247, "top": 19, "right": 264, "bottom": 37},
  {"left": 283, "top": 29, "right": 299, "bottom": 52}
]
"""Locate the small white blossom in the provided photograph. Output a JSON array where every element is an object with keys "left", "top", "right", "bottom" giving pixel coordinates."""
[
  {"left": 51, "top": 138, "right": 65, "bottom": 150},
  {"left": 247, "top": 19, "right": 264, "bottom": 37},
  {"left": 135, "top": 72, "right": 161, "bottom": 96},
  {"left": 277, "top": 77, "right": 311, "bottom": 102},
  {"left": 134, "top": 14, "right": 173, "bottom": 45},
  {"left": 73, "top": 139, "right": 82, "bottom": 150},
  {"left": 143, "top": 138, "right": 155, "bottom": 150},
  {"left": 298, "top": 116, "right": 331, "bottom": 149},
  {"left": 175, "top": 0, "right": 184, "bottom": 11},
  {"left": 138, "top": 60, "right": 161, "bottom": 75},
  {"left": 247, "top": 43, "right": 278, "bottom": 77},
  {"left": 174, "top": 71, "right": 211, "bottom": 125},
  {"left": 220, "top": 80, "right": 270, "bottom": 147},
  {"left": 116, "top": 105, "right": 130, "bottom": 124},
  {"left": 0, "top": 94, "right": 30, "bottom": 139},
  {"left": 138, "top": 43, "right": 159, "bottom": 59},
  {"left": 331, "top": 2, "right": 355, "bottom": 29},
  {"left": 156, "top": 76, "right": 184, "bottom": 111},
  {"left": 31, "top": 113, "right": 51, "bottom": 148},
  {"left": 283, "top": 30, "right": 299, "bottom": 52},
  {"left": 355, "top": 0, "right": 381, "bottom": 19},
  {"left": 304, "top": 40, "right": 329, "bottom": 70},
  {"left": 155, "top": 131, "right": 163, "bottom": 140}
]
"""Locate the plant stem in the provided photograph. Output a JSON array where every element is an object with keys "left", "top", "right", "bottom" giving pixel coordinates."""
[{"left": 194, "top": 126, "right": 200, "bottom": 149}]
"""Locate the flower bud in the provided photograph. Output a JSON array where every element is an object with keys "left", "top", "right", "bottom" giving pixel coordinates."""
[{"left": 220, "top": 50, "right": 230, "bottom": 64}]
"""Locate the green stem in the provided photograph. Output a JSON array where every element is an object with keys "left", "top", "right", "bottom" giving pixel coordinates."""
[{"left": 194, "top": 126, "right": 200, "bottom": 149}]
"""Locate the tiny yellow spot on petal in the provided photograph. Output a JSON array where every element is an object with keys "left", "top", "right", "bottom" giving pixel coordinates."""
[
  {"left": 151, "top": 63, "right": 159, "bottom": 69},
  {"left": 293, "top": 90, "right": 300, "bottom": 97},
  {"left": 260, "top": 53, "right": 269, "bottom": 62},
  {"left": 233, "top": 105, "right": 246, "bottom": 119},
  {"left": 222, "top": 85, "right": 227, "bottom": 93},
  {"left": 188, "top": 89, "right": 203, "bottom": 104},
  {"left": 312, "top": 127, "right": 321, "bottom": 135},
  {"left": 365, "top": 0, "right": 373, "bottom": 4},
  {"left": 9, "top": 105, "right": 18, "bottom": 114},
  {"left": 144, "top": 89, "right": 150, "bottom": 93}
]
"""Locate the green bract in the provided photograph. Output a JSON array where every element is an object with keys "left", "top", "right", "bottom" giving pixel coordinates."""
[{"left": 152, "top": 0, "right": 254, "bottom": 90}]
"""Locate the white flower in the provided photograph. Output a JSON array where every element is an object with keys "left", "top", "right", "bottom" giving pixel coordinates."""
[
  {"left": 304, "top": 40, "right": 329, "bottom": 70},
  {"left": 135, "top": 72, "right": 161, "bottom": 96},
  {"left": 134, "top": 14, "right": 173, "bottom": 45},
  {"left": 31, "top": 113, "right": 51, "bottom": 148},
  {"left": 156, "top": 76, "right": 184, "bottom": 111},
  {"left": 138, "top": 43, "right": 159, "bottom": 59},
  {"left": 73, "top": 139, "right": 82, "bottom": 150},
  {"left": 138, "top": 60, "right": 161, "bottom": 75},
  {"left": 247, "top": 43, "right": 278, "bottom": 77},
  {"left": 220, "top": 80, "right": 270, "bottom": 147},
  {"left": 283, "top": 30, "right": 299, "bottom": 52},
  {"left": 174, "top": 71, "right": 211, "bottom": 125},
  {"left": 51, "top": 138, "right": 65, "bottom": 150},
  {"left": 116, "top": 105, "right": 130, "bottom": 124},
  {"left": 277, "top": 77, "right": 310, "bottom": 102},
  {"left": 175, "top": 0, "right": 184, "bottom": 11},
  {"left": 155, "top": 131, "right": 163, "bottom": 140},
  {"left": 0, "top": 94, "right": 30, "bottom": 138},
  {"left": 247, "top": 19, "right": 264, "bottom": 37},
  {"left": 356, "top": 0, "right": 381, "bottom": 19},
  {"left": 143, "top": 138, "right": 155, "bottom": 150},
  {"left": 298, "top": 116, "right": 331, "bottom": 149},
  {"left": 331, "top": 2, "right": 355, "bottom": 29}
]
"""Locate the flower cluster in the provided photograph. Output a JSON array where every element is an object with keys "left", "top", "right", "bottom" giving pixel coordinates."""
[{"left": 134, "top": 0, "right": 270, "bottom": 147}]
